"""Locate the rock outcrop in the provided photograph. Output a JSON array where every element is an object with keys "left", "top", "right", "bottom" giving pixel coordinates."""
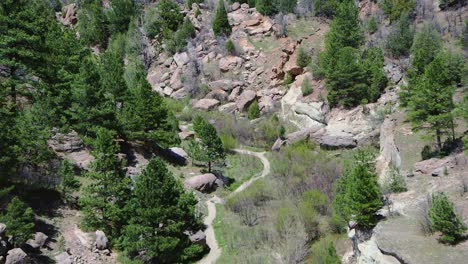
[
  {"left": 95, "top": 230, "right": 108, "bottom": 250},
  {"left": 185, "top": 173, "right": 223, "bottom": 193},
  {"left": 5, "top": 248, "right": 28, "bottom": 264}
]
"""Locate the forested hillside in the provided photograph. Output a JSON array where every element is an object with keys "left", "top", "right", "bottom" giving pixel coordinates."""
[{"left": 0, "top": 0, "right": 467, "bottom": 263}]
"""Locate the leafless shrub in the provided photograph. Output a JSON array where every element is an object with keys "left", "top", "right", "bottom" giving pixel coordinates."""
[
  {"left": 460, "top": 177, "right": 468, "bottom": 196},
  {"left": 417, "top": 194, "right": 433, "bottom": 236}
]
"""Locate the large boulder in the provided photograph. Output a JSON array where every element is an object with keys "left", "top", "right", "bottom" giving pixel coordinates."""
[
  {"left": 317, "top": 135, "right": 357, "bottom": 149},
  {"left": 60, "top": 4, "right": 77, "bottom": 26},
  {"left": 188, "top": 230, "right": 207, "bottom": 246},
  {"left": 55, "top": 252, "right": 73, "bottom": 264},
  {"left": 193, "top": 99, "right": 220, "bottom": 110},
  {"left": 185, "top": 173, "right": 222, "bottom": 193},
  {"left": 235, "top": 90, "right": 256, "bottom": 111},
  {"left": 173, "top": 52, "right": 190, "bottom": 66},
  {"left": 95, "top": 230, "right": 108, "bottom": 250},
  {"left": 167, "top": 147, "right": 189, "bottom": 165},
  {"left": 0, "top": 223, "right": 6, "bottom": 235},
  {"left": 26, "top": 232, "right": 48, "bottom": 250},
  {"left": 5, "top": 248, "right": 28, "bottom": 264},
  {"left": 283, "top": 49, "right": 303, "bottom": 76},
  {"left": 208, "top": 79, "right": 243, "bottom": 92},
  {"left": 48, "top": 129, "right": 84, "bottom": 153},
  {"left": 219, "top": 56, "right": 244, "bottom": 72}
]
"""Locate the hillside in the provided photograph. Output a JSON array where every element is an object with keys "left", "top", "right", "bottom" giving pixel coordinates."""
[{"left": 0, "top": 0, "right": 467, "bottom": 264}]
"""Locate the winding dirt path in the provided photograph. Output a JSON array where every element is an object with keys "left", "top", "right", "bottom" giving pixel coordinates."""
[{"left": 197, "top": 149, "right": 270, "bottom": 264}]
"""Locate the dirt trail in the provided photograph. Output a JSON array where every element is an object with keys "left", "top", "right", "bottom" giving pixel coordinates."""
[{"left": 197, "top": 149, "right": 270, "bottom": 264}]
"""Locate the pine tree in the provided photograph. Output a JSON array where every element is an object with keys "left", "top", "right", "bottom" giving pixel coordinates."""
[
  {"left": 297, "top": 47, "right": 311, "bottom": 68},
  {"left": 429, "top": 193, "right": 467, "bottom": 244},
  {"left": 100, "top": 49, "right": 128, "bottom": 110},
  {"left": 212, "top": 0, "right": 232, "bottom": 36},
  {"left": 386, "top": 12, "right": 414, "bottom": 58},
  {"left": 121, "top": 71, "right": 179, "bottom": 148},
  {"left": 406, "top": 50, "right": 462, "bottom": 149},
  {"left": 58, "top": 160, "right": 81, "bottom": 197},
  {"left": 107, "top": 0, "right": 135, "bottom": 35},
  {"left": 333, "top": 149, "right": 382, "bottom": 229},
  {"left": 256, "top": 0, "right": 275, "bottom": 16},
  {"left": 408, "top": 26, "right": 443, "bottom": 78},
  {"left": 0, "top": 197, "right": 35, "bottom": 247},
  {"left": 248, "top": 100, "right": 261, "bottom": 119},
  {"left": 80, "top": 128, "right": 131, "bottom": 239},
  {"left": 326, "top": 47, "right": 367, "bottom": 107},
  {"left": 0, "top": 0, "right": 51, "bottom": 108},
  {"left": 120, "top": 158, "right": 205, "bottom": 263},
  {"left": 367, "top": 15, "right": 378, "bottom": 34},
  {"left": 77, "top": 0, "right": 108, "bottom": 45},
  {"left": 192, "top": 116, "right": 225, "bottom": 172},
  {"left": 71, "top": 55, "right": 117, "bottom": 133}
]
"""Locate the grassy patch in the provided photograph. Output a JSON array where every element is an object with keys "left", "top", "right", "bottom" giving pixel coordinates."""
[
  {"left": 249, "top": 36, "right": 281, "bottom": 52},
  {"left": 287, "top": 18, "right": 320, "bottom": 41},
  {"left": 220, "top": 153, "right": 263, "bottom": 194}
]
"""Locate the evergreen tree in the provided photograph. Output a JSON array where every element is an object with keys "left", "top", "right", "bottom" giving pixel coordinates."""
[
  {"left": 320, "top": 0, "right": 364, "bottom": 88},
  {"left": 361, "top": 47, "right": 388, "bottom": 103},
  {"left": 77, "top": 0, "right": 108, "bottom": 46},
  {"left": 58, "top": 160, "right": 81, "bottom": 197},
  {"left": 408, "top": 26, "right": 443, "bottom": 78},
  {"left": 212, "top": 0, "right": 232, "bottom": 36},
  {"left": 429, "top": 192, "right": 467, "bottom": 244},
  {"left": 0, "top": 0, "right": 51, "bottom": 107},
  {"left": 100, "top": 49, "right": 128, "bottom": 110},
  {"left": 80, "top": 128, "right": 131, "bottom": 240},
  {"left": 406, "top": 51, "right": 462, "bottom": 149},
  {"left": 326, "top": 47, "right": 367, "bottom": 107},
  {"left": 386, "top": 12, "right": 414, "bottom": 58},
  {"left": 0, "top": 197, "right": 35, "bottom": 247},
  {"left": 71, "top": 55, "right": 116, "bottom": 134},
  {"left": 120, "top": 158, "right": 205, "bottom": 263},
  {"left": 192, "top": 116, "right": 225, "bottom": 172},
  {"left": 121, "top": 71, "right": 179, "bottom": 148},
  {"left": 333, "top": 149, "right": 382, "bottom": 229},
  {"left": 107, "top": 0, "right": 135, "bottom": 35},
  {"left": 256, "top": 0, "right": 275, "bottom": 16},
  {"left": 297, "top": 47, "right": 311, "bottom": 68}
]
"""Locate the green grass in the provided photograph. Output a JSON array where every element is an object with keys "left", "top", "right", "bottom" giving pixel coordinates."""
[
  {"left": 249, "top": 36, "right": 281, "bottom": 52},
  {"left": 287, "top": 18, "right": 320, "bottom": 41},
  {"left": 219, "top": 153, "right": 263, "bottom": 195}
]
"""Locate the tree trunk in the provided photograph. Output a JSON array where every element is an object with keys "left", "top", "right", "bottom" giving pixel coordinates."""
[
  {"left": 451, "top": 120, "right": 456, "bottom": 142},
  {"left": 208, "top": 161, "right": 211, "bottom": 173},
  {"left": 436, "top": 129, "right": 442, "bottom": 150}
]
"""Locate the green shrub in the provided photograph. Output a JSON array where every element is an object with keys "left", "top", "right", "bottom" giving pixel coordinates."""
[
  {"left": 225, "top": 39, "right": 236, "bottom": 54},
  {"left": 301, "top": 77, "right": 313, "bottom": 96},
  {"left": 310, "top": 236, "right": 341, "bottom": 264},
  {"left": 212, "top": 0, "right": 232, "bottom": 36},
  {"left": 256, "top": 0, "right": 275, "bottom": 16},
  {"left": 421, "top": 145, "right": 433, "bottom": 160},
  {"left": 195, "top": 8, "right": 201, "bottom": 18},
  {"left": 220, "top": 133, "right": 238, "bottom": 151},
  {"left": 297, "top": 47, "right": 311, "bottom": 68},
  {"left": 429, "top": 192, "right": 467, "bottom": 244},
  {"left": 248, "top": 101, "right": 261, "bottom": 119},
  {"left": 283, "top": 72, "right": 293, "bottom": 85},
  {"left": 380, "top": 0, "right": 416, "bottom": 22},
  {"left": 367, "top": 15, "right": 378, "bottom": 33},
  {"left": 382, "top": 164, "right": 407, "bottom": 193}
]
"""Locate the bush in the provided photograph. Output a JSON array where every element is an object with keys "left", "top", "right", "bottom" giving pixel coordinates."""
[
  {"left": 301, "top": 77, "right": 313, "bottom": 96},
  {"left": 212, "top": 0, "right": 232, "bottom": 36},
  {"left": 380, "top": 0, "right": 416, "bottom": 22},
  {"left": 283, "top": 72, "right": 293, "bottom": 85},
  {"left": 220, "top": 133, "right": 238, "bottom": 151},
  {"left": 256, "top": 0, "right": 275, "bottom": 16},
  {"left": 421, "top": 145, "right": 433, "bottom": 160},
  {"left": 297, "top": 47, "right": 311, "bottom": 68},
  {"left": 309, "top": 236, "right": 341, "bottom": 264},
  {"left": 248, "top": 101, "right": 261, "bottom": 119},
  {"left": 382, "top": 164, "right": 407, "bottom": 194},
  {"left": 367, "top": 15, "right": 378, "bottom": 33},
  {"left": 225, "top": 39, "right": 236, "bottom": 54},
  {"left": 428, "top": 192, "right": 467, "bottom": 244}
]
